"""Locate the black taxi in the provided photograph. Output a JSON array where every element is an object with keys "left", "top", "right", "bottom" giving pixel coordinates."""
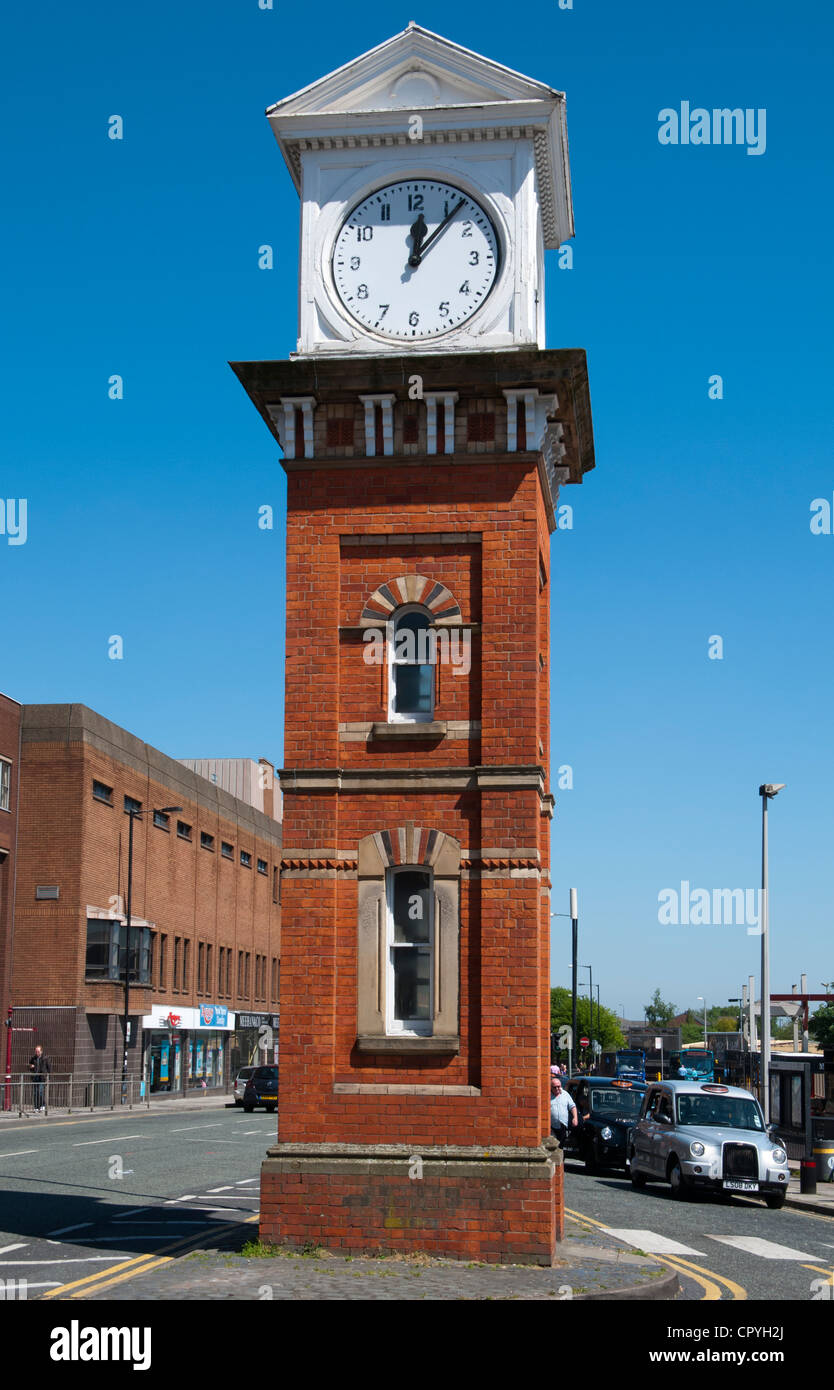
[{"left": 564, "top": 1076, "right": 647, "bottom": 1171}]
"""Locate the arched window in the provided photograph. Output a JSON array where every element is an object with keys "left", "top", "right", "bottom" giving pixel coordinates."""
[
  {"left": 386, "top": 865, "right": 433, "bottom": 1035},
  {"left": 387, "top": 606, "right": 434, "bottom": 722},
  {"left": 356, "top": 826, "right": 460, "bottom": 1054}
]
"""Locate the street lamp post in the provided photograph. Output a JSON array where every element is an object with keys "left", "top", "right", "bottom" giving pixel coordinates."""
[
  {"left": 569, "top": 889, "right": 578, "bottom": 1072},
  {"left": 759, "top": 783, "right": 785, "bottom": 1124},
  {"left": 697, "top": 995, "right": 707, "bottom": 1049},
  {"left": 550, "top": 887, "right": 579, "bottom": 1075},
  {"left": 121, "top": 806, "right": 181, "bottom": 1103}
]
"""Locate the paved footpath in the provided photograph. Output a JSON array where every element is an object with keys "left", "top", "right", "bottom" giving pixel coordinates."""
[{"left": 72, "top": 1224, "right": 678, "bottom": 1301}]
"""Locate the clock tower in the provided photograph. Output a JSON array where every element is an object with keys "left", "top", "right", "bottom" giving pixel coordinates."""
[{"left": 233, "top": 23, "right": 594, "bottom": 1265}]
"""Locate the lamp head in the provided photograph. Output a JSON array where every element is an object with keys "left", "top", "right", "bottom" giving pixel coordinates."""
[{"left": 759, "top": 784, "right": 785, "bottom": 798}]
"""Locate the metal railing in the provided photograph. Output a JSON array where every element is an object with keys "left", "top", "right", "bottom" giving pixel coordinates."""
[{"left": 3, "top": 1073, "right": 151, "bottom": 1116}]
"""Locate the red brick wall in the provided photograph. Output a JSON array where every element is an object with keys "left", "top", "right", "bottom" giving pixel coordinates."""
[
  {"left": 11, "top": 740, "right": 281, "bottom": 1035},
  {"left": 0, "top": 695, "right": 22, "bottom": 1029},
  {"left": 278, "top": 444, "right": 552, "bottom": 1151},
  {"left": 260, "top": 1158, "right": 563, "bottom": 1265}
]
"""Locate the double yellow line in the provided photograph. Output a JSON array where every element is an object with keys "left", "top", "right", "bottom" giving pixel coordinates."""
[
  {"left": 41, "top": 1213, "right": 259, "bottom": 1300},
  {"left": 564, "top": 1206, "right": 747, "bottom": 1301}
]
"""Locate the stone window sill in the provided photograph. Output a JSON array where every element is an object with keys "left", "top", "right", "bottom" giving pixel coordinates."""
[
  {"left": 356, "top": 1035, "right": 460, "bottom": 1055},
  {"left": 370, "top": 721, "right": 447, "bottom": 740}
]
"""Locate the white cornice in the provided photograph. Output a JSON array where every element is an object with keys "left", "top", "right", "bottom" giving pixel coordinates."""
[{"left": 266, "top": 26, "right": 574, "bottom": 247}]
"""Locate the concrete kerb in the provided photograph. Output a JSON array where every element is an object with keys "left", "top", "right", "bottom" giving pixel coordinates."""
[{"left": 0, "top": 1091, "right": 237, "bottom": 1123}]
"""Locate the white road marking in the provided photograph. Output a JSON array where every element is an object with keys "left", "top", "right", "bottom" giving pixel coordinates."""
[
  {"left": 707, "top": 1235, "right": 817, "bottom": 1261},
  {"left": 13, "top": 1281, "right": 61, "bottom": 1289},
  {"left": 169, "top": 1124, "right": 224, "bottom": 1133},
  {"left": 236, "top": 1179, "right": 259, "bottom": 1185},
  {"left": 46, "top": 1223, "right": 94, "bottom": 1237},
  {"left": 164, "top": 1196, "right": 196, "bottom": 1203},
  {"left": 207, "top": 1185, "right": 234, "bottom": 1193},
  {"left": 0, "top": 1243, "right": 27, "bottom": 1256},
  {"left": 602, "top": 1228, "right": 707, "bottom": 1257},
  {"left": 0, "top": 1257, "right": 133, "bottom": 1265},
  {"left": 241, "top": 1130, "right": 263, "bottom": 1135},
  {"left": 72, "top": 1136, "right": 145, "bottom": 1146},
  {"left": 110, "top": 1208, "right": 154, "bottom": 1221},
  {"left": 0, "top": 1150, "right": 39, "bottom": 1158}
]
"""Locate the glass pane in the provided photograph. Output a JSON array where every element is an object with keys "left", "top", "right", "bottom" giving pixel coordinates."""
[
  {"left": 393, "top": 946, "right": 431, "bottom": 1021},
  {"left": 394, "top": 662, "right": 432, "bottom": 714},
  {"left": 791, "top": 1075, "right": 802, "bottom": 1127},
  {"left": 393, "top": 871, "right": 431, "bottom": 942},
  {"left": 394, "top": 610, "right": 429, "bottom": 648},
  {"left": 85, "top": 920, "right": 110, "bottom": 977}
]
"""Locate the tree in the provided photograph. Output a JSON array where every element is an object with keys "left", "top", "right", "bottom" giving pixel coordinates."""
[
  {"left": 550, "top": 987, "right": 624, "bottom": 1051},
  {"left": 809, "top": 986, "right": 834, "bottom": 1049},
  {"left": 681, "top": 1015, "right": 704, "bottom": 1044},
  {"left": 644, "top": 988, "right": 676, "bottom": 1026}
]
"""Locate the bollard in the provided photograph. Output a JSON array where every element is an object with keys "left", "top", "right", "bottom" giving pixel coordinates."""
[
  {"left": 800, "top": 1157, "right": 817, "bottom": 1194},
  {"left": 813, "top": 1145, "right": 834, "bottom": 1183}
]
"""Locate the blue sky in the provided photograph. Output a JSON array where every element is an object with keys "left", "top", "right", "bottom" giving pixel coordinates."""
[{"left": 2, "top": 2, "right": 831, "bottom": 1019}]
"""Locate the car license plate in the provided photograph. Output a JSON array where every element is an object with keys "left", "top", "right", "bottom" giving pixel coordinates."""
[{"left": 723, "top": 1179, "right": 759, "bottom": 1192}]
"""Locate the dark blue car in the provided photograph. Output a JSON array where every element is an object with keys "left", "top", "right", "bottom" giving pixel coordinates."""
[{"left": 564, "top": 1076, "right": 647, "bottom": 1171}]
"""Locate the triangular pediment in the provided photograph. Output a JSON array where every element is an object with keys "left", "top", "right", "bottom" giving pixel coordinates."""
[{"left": 266, "top": 23, "right": 561, "bottom": 118}]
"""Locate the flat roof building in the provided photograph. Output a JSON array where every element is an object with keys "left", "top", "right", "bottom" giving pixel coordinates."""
[{"left": 5, "top": 704, "right": 282, "bottom": 1098}]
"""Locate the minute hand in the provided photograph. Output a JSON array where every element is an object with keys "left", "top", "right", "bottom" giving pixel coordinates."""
[{"left": 410, "top": 198, "right": 467, "bottom": 266}]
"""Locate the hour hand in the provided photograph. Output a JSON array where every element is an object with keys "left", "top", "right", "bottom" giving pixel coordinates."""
[{"left": 408, "top": 214, "right": 428, "bottom": 267}]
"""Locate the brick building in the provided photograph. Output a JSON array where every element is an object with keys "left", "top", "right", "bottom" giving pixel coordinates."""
[
  {"left": 0, "top": 692, "right": 22, "bottom": 1050},
  {"left": 6, "top": 704, "right": 281, "bottom": 1094}
]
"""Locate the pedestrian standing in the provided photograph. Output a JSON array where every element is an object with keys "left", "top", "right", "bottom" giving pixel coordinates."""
[
  {"left": 550, "top": 1068, "right": 578, "bottom": 1147},
  {"left": 29, "top": 1045, "right": 51, "bottom": 1112}
]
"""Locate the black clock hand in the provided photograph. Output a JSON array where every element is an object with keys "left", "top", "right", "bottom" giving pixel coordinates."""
[
  {"left": 409, "top": 198, "right": 466, "bottom": 268},
  {"left": 408, "top": 214, "right": 428, "bottom": 267}
]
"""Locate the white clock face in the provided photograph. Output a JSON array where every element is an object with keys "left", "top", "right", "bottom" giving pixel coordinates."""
[{"left": 331, "top": 180, "right": 500, "bottom": 341}]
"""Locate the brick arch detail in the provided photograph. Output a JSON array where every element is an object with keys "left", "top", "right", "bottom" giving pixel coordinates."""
[
  {"left": 360, "top": 574, "right": 462, "bottom": 627},
  {"left": 357, "top": 826, "right": 462, "bottom": 877}
]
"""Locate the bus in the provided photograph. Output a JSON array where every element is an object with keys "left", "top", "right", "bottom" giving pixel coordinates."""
[
  {"left": 614, "top": 1049, "right": 646, "bottom": 1082},
  {"left": 669, "top": 1048, "right": 715, "bottom": 1082}
]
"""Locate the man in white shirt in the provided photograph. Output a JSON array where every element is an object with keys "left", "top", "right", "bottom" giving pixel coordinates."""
[{"left": 550, "top": 1068, "right": 578, "bottom": 1146}]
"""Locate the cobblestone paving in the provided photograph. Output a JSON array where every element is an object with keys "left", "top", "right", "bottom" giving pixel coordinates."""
[{"left": 80, "top": 1230, "right": 676, "bottom": 1301}]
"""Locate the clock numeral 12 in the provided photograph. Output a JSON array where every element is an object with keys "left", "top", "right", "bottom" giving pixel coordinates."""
[{"left": 407, "top": 193, "right": 424, "bottom": 211}]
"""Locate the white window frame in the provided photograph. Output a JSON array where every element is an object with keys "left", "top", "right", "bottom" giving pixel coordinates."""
[
  {"left": 0, "top": 758, "right": 10, "bottom": 812},
  {"left": 386, "top": 604, "right": 435, "bottom": 724},
  {"left": 385, "top": 865, "right": 434, "bottom": 1036}
]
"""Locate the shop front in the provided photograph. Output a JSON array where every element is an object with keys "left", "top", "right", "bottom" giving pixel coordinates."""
[
  {"left": 142, "top": 1005, "right": 236, "bottom": 1094},
  {"left": 230, "top": 1011, "right": 279, "bottom": 1077}
]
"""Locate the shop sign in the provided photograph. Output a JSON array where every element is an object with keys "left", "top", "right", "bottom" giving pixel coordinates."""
[
  {"left": 237, "top": 1012, "right": 279, "bottom": 1030},
  {"left": 198, "top": 1004, "right": 228, "bottom": 1027}
]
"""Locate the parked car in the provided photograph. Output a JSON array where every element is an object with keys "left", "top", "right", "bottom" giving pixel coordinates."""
[
  {"left": 629, "top": 1080, "right": 789, "bottom": 1208},
  {"left": 564, "top": 1076, "right": 647, "bottom": 1171},
  {"left": 242, "top": 1065, "right": 279, "bottom": 1113},
  {"left": 233, "top": 1066, "right": 257, "bottom": 1105}
]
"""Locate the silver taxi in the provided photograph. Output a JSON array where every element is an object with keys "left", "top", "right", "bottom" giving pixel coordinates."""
[{"left": 629, "top": 1080, "right": 789, "bottom": 1208}]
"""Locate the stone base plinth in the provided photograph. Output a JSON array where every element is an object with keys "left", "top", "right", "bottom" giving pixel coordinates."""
[{"left": 258, "top": 1140, "right": 564, "bottom": 1265}]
